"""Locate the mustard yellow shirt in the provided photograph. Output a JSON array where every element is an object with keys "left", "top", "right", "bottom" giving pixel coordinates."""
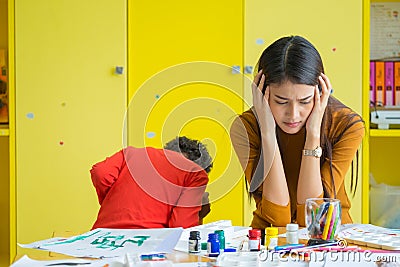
[{"left": 230, "top": 101, "right": 364, "bottom": 228}]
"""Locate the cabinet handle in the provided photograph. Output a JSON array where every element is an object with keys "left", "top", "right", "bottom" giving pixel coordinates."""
[
  {"left": 115, "top": 66, "right": 124, "bottom": 75},
  {"left": 231, "top": 65, "right": 241, "bottom": 74},
  {"left": 244, "top": 65, "right": 253, "bottom": 74}
]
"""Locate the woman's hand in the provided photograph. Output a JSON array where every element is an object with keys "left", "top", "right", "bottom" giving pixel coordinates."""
[
  {"left": 306, "top": 73, "right": 331, "bottom": 138},
  {"left": 252, "top": 70, "right": 276, "bottom": 132}
]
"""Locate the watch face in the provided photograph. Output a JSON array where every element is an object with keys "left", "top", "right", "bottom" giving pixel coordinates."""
[{"left": 315, "top": 147, "right": 322, "bottom": 157}]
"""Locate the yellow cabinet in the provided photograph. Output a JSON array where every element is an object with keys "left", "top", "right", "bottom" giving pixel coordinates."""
[
  {"left": 0, "top": 0, "right": 12, "bottom": 265},
  {"left": 128, "top": 0, "right": 245, "bottom": 226},
  {"left": 13, "top": 0, "right": 127, "bottom": 261}
]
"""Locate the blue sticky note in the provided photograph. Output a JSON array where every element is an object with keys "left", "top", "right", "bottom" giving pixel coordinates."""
[
  {"left": 26, "top": 113, "right": 34, "bottom": 119},
  {"left": 146, "top": 132, "right": 156, "bottom": 138},
  {"left": 256, "top": 39, "right": 265, "bottom": 45}
]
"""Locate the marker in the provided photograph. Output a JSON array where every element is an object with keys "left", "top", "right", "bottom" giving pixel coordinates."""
[
  {"left": 314, "top": 245, "right": 359, "bottom": 252},
  {"left": 329, "top": 208, "right": 340, "bottom": 240},
  {"left": 45, "top": 263, "right": 91, "bottom": 266},
  {"left": 292, "top": 241, "right": 338, "bottom": 252},
  {"left": 316, "top": 202, "right": 329, "bottom": 222},
  {"left": 327, "top": 205, "right": 336, "bottom": 239},
  {"left": 322, "top": 203, "right": 334, "bottom": 240},
  {"left": 140, "top": 253, "right": 167, "bottom": 261},
  {"left": 274, "top": 244, "right": 305, "bottom": 251}
]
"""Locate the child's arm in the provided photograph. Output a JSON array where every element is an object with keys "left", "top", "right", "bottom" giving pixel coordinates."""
[{"left": 90, "top": 150, "right": 125, "bottom": 204}]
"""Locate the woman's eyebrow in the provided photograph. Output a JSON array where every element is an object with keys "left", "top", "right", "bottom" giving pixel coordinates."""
[
  {"left": 298, "top": 95, "right": 313, "bottom": 101},
  {"left": 274, "top": 95, "right": 289, "bottom": 100},
  {"left": 274, "top": 94, "right": 313, "bottom": 101}
]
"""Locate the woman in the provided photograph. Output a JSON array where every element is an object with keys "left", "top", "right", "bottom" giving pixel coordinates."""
[{"left": 230, "top": 36, "right": 364, "bottom": 228}]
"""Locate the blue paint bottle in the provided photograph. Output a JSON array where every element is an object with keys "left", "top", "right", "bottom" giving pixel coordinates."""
[
  {"left": 214, "top": 230, "right": 225, "bottom": 251},
  {"left": 207, "top": 233, "right": 220, "bottom": 255}
]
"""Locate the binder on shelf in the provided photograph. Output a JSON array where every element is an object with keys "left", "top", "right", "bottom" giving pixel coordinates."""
[
  {"left": 396, "top": 62, "right": 400, "bottom": 106},
  {"left": 375, "top": 61, "right": 385, "bottom": 106},
  {"left": 0, "top": 48, "right": 8, "bottom": 124},
  {"left": 370, "top": 61, "right": 376, "bottom": 105},
  {"left": 0, "top": 49, "right": 6, "bottom": 82},
  {"left": 385, "top": 61, "right": 394, "bottom": 106}
]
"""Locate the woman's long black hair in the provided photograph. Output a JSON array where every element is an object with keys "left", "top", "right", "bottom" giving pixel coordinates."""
[{"left": 255, "top": 35, "right": 363, "bottom": 198}]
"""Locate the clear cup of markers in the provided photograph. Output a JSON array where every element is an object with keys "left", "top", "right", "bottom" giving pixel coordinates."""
[{"left": 305, "top": 198, "right": 341, "bottom": 242}]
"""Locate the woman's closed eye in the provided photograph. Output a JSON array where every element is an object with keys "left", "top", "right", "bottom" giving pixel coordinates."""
[
  {"left": 275, "top": 100, "right": 288, "bottom": 105},
  {"left": 274, "top": 100, "right": 311, "bottom": 105}
]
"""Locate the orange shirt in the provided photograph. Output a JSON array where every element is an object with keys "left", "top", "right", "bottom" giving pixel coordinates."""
[
  {"left": 230, "top": 102, "right": 364, "bottom": 228},
  {"left": 91, "top": 147, "right": 208, "bottom": 229}
]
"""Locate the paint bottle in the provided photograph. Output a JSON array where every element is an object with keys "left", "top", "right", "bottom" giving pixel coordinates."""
[
  {"left": 188, "top": 230, "right": 201, "bottom": 253},
  {"left": 265, "top": 227, "right": 278, "bottom": 250},
  {"left": 214, "top": 230, "right": 225, "bottom": 250},
  {"left": 286, "top": 223, "right": 299, "bottom": 244},
  {"left": 248, "top": 229, "right": 261, "bottom": 251},
  {"left": 207, "top": 233, "right": 220, "bottom": 255}
]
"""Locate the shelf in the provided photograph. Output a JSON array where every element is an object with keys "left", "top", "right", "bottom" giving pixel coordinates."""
[
  {"left": 0, "top": 124, "right": 9, "bottom": 136},
  {"left": 369, "top": 129, "right": 400, "bottom": 137}
]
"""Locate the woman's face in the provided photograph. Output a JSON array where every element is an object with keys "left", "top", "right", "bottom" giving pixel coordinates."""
[{"left": 269, "top": 80, "right": 316, "bottom": 134}]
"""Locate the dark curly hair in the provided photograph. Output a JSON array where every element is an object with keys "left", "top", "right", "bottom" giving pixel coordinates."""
[{"left": 164, "top": 136, "right": 213, "bottom": 173}]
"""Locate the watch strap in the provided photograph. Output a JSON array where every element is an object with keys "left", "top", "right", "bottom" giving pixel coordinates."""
[{"left": 303, "top": 146, "right": 322, "bottom": 158}]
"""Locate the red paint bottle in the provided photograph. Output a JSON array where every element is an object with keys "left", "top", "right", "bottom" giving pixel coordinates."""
[{"left": 248, "top": 229, "right": 261, "bottom": 251}]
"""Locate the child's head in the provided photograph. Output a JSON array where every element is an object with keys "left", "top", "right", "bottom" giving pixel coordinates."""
[{"left": 164, "top": 136, "right": 213, "bottom": 173}]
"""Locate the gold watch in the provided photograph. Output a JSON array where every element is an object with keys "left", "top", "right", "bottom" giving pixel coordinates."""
[{"left": 303, "top": 146, "right": 322, "bottom": 158}]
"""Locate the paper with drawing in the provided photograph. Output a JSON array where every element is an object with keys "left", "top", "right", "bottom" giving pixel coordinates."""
[{"left": 19, "top": 228, "right": 183, "bottom": 258}]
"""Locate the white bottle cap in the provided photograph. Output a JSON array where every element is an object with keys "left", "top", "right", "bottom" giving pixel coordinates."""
[{"left": 286, "top": 223, "right": 299, "bottom": 231}]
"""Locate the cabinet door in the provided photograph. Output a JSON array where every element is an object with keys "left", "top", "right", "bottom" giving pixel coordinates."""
[
  {"left": 128, "top": 1, "right": 245, "bottom": 225},
  {"left": 245, "top": 0, "right": 363, "bottom": 222},
  {"left": 15, "top": 0, "right": 127, "bottom": 243},
  {"left": 0, "top": 0, "right": 9, "bottom": 263}
]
